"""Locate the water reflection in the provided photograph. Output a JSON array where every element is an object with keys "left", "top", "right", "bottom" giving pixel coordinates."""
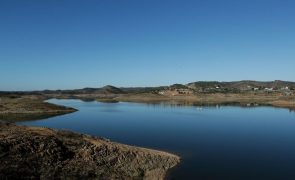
[{"left": 19, "top": 99, "right": 295, "bottom": 180}]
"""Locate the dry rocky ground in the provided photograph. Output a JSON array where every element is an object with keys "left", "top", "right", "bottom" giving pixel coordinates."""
[
  {"left": 0, "top": 121, "right": 180, "bottom": 180},
  {"left": 0, "top": 95, "right": 77, "bottom": 121}
]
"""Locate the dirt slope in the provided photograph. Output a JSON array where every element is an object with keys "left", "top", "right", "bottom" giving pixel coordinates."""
[{"left": 0, "top": 121, "right": 180, "bottom": 180}]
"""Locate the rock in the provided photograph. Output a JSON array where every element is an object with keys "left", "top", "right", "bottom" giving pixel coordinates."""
[{"left": 0, "top": 122, "right": 180, "bottom": 179}]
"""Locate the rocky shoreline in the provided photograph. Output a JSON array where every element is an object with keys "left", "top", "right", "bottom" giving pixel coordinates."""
[{"left": 0, "top": 121, "right": 180, "bottom": 179}]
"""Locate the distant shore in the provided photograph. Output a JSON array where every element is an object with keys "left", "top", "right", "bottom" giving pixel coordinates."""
[
  {"left": 1, "top": 91, "right": 294, "bottom": 121},
  {"left": 57, "top": 92, "right": 295, "bottom": 111}
]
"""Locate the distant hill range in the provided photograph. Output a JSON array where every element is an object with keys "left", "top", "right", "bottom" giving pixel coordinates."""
[
  {"left": 1, "top": 80, "right": 295, "bottom": 95},
  {"left": 186, "top": 80, "right": 295, "bottom": 93},
  {"left": 187, "top": 80, "right": 295, "bottom": 89}
]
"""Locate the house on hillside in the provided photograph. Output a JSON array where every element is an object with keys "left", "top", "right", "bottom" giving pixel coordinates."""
[
  {"left": 281, "top": 86, "right": 289, "bottom": 90},
  {"left": 158, "top": 91, "right": 165, "bottom": 95},
  {"left": 264, "top": 88, "right": 273, "bottom": 92}
]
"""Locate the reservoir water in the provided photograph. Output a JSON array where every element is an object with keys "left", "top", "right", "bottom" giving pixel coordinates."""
[{"left": 19, "top": 99, "right": 295, "bottom": 180}]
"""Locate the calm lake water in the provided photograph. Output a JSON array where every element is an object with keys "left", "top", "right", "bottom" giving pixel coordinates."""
[{"left": 19, "top": 99, "right": 295, "bottom": 180}]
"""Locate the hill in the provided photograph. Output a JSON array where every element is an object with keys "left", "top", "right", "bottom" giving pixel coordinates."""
[{"left": 187, "top": 80, "right": 295, "bottom": 93}]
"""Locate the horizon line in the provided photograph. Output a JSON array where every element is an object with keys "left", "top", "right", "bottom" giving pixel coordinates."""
[{"left": 1, "top": 79, "right": 294, "bottom": 92}]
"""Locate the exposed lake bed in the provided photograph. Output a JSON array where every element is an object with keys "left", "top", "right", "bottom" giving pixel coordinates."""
[
  {"left": 18, "top": 99, "right": 295, "bottom": 179},
  {"left": 0, "top": 121, "right": 179, "bottom": 179}
]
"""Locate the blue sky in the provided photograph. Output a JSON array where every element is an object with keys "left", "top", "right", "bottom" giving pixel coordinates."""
[{"left": 1, "top": 0, "right": 295, "bottom": 90}]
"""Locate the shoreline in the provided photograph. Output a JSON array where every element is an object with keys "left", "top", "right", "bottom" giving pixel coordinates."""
[
  {"left": 67, "top": 93, "right": 295, "bottom": 111},
  {"left": 2, "top": 92, "right": 292, "bottom": 120},
  {"left": 1, "top": 92, "right": 294, "bottom": 178},
  {"left": 0, "top": 95, "right": 77, "bottom": 122},
  {"left": 0, "top": 95, "right": 181, "bottom": 179},
  {"left": 0, "top": 121, "right": 180, "bottom": 179}
]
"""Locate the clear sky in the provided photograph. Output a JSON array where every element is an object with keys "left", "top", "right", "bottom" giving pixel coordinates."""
[{"left": 1, "top": 0, "right": 295, "bottom": 91}]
